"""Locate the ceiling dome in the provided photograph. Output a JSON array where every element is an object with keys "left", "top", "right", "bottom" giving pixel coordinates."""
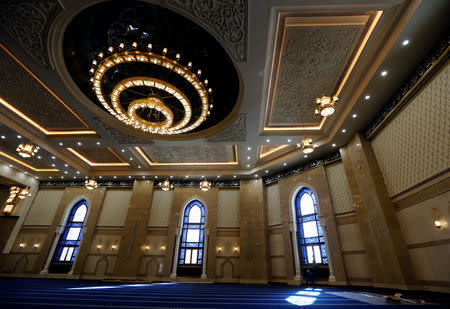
[{"left": 63, "top": 0, "right": 240, "bottom": 138}]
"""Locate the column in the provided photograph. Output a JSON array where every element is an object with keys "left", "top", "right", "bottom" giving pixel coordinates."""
[
  {"left": 319, "top": 217, "right": 335, "bottom": 283},
  {"left": 289, "top": 222, "right": 302, "bottom": 282}
]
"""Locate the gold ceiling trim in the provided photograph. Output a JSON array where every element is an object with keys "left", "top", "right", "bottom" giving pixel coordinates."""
[
  {"left": 67, "top": 148, "right": 130, "bottom": 167},
  {"left": 259, "top": 145, "right": 289, "bottom": 159},
  {"left": 263, "top": 11, "right": 383, "bottom": 132},
  {"left": 135, "top": 146, "right": 239, "bottom": 166},
  {"left": 0, "top": 150, "right": 59, "bottom": 172},
  {"left": 0, "top": 44, "right": 96, "bottom": 135}
]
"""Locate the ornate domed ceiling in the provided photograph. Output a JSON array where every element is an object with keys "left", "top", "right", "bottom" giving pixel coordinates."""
[{"left": 63, "top": 0, "right": 240, "bottom": 137}]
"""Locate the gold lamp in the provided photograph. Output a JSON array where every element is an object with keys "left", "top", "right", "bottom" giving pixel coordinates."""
[
  {"left": 18, "top": 187, "right": 31, "bottom": 199},
  {"left": 314, "top": 95, "right": 338, "bottom": 117},
  {"left": 85, "top": 178, "right": 98, "bottom": 190},
  {"left": 159, "top": 179, "right": 174, "bottom": 191},
  {"left": 199, "top": 179, "right": 211, "bottom": 191},
  {"left": 16, "top": 143, "right": 38, "bottom": 158},
  {"left": 297, "top": 138, "right": 315, "bottom": 154}
]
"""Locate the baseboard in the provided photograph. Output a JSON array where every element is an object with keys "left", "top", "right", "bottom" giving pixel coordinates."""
[{"left": 240, "top": 279, "right": 268, "bottom": 284}]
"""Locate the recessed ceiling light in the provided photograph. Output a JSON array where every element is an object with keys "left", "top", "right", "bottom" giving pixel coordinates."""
[
  {"left": 17, "top": 135, "right": 22, "bottom": 139},
  {"left": 60, "top": 176, "right": 64, "bottom": 179},
  {"left": 304, "top": 155, "right": 308, "bottom": 158},
  {"left": 247, "top": 147, "right": 251, "bottom": 151},
  {"left": 128, "top": 176, "right": 131, "bottom": 178},
  {"left": 170, "top": 175, "right": 173, "bottom": 179},
  {"left": 365, "top": 95, "right": 370, "bottom": 100},
  {"left": 51, "top": 164, "right": 55, "bottom": 167},
  {"left": 49, "top": 176, "right": 52, "bottom": 179},
  {"left": 342, "top": 129, "right": 347, "bottom": 133},
  {"left": 73, "top": 176, "right": 76, "bottom": 179},
  {"left": 96, "top": 142, "right": 100, "bottom": 145},
  {"left": 287, "top": 139, "right": 291, "bottom": 143},
  {"left": 218, "top": 175, "right": 221, "bottom": 178},
  {"left": 8, "top": 164, "right": 12, "bottom": 167},
  {"left": 24, "top": 172, "right": 27, "bottom": 174},
  {"left": 85, "top": 176, "right": 88, "bottom": 179},
  {"left": 247, "top": 156, "right": 250, "bottom": 160},
  {"left": 266, "top": 139, "right": 270, "bottom": 142},
  {"left": 381, "top": 70, "right": 388, "bottom": 77},
  {"left": 35, "top": 176, "right": 39, "bottom": 179},
  {"left": 76, "top": 171, "right": 80, "bottom": 174},
  {"left": 37, "top": 156, "right": 42, "bottom": 159},
  {"left": 114, "top": 176, "right": 117, "bottom": 179},
  {"left": 1, "top": 135, "right": 5, "bottom": 139},
  {"left": 64, "top": 164, "right": 68, "bottom": 167},
  {"left": 254, "top": 174, "right": 258, "bottom": 177},
  {"left": 154, "top": 176, "right": 158, "bottom": 179},
  {"left": 59, "top": 142, "right": 63, "bottom": 146},
  {"left": 64, "top": 171, "right": 68, "bottom": 174},
  {"left": 233, "top": 175, "right": 236, "bottom": 178},
  {"left": 246, "top": 164, "right": 250, "bottom": 168},
  {"left": 77, "top": 142, "right": 82, "bottom": 146},
  {"left": 129, "top": 158, "right": 133, "bottom": 161},
  {"left": 99, "top": 176, "right": 102, "bottom": 179},
  {"left": 201, "top": 175, "right": 204, "bottom": 178},
  {"left": 185, "top": 175, "right": 189, "bottom": 178},
  {"left": 138, "top": 165, "right": 141, "bottom": 168},
  {"left": 51, "top": 156, "right": 56, "bottom": 159},
  {"left": 121, "top": 149, "right": 125, "bottom": 152},
  {"left": 142, "top": 176, "right": 145, "bottom": 179},
  {"left": 352, "top": 114, "right": 357, "bottom": 118},
  {"left": 283, "top": 163, "right": 287, "bottom": 166},
  {"left": 265, "top": 170, "right": 269, "bottom": 173},
  {"left": 402, "top": 39, "right": 410, "bottom": 46},
  {"left": 332, "top": 143, "right": 337, "bottom": 147}
]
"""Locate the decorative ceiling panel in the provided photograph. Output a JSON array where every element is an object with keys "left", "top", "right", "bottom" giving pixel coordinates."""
[
  {"left": 139, "top": 145, "right": 237, "bottom": 164},
  {"left": 0, "top": 46, "right": 92, "bottom": 132},
  {"left": 264, "top": 12, "right": 381, "bottom": 131}
]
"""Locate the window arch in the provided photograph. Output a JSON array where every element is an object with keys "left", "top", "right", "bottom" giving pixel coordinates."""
[
  {"left": 178, "top": 200, "right": 205, "bottom": 266},
  {"left": 51, "top": 200, "right": 88, "bottom": 270},
  {"left": 295, "top": 187, "right": 328, "bottom": 265}
]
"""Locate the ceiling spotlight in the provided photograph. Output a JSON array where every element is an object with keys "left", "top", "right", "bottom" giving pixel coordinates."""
[
  {"left": 246, "top": 164, "right": 250, "bottom": 168},
  {"left": 287, "top": 139, "right": 291, "bottom": 143},
  {"left": 64, "top": 171, "right": 68, "bottom": 174},
  {"left": 217, "top": 175, "right": 221, "bottom": 178},
  {"left": 85, "top": 178, "right": 98, "bottom": 190},
  {"left": 16, "top": 143, "right": 38, "bottom": 158},
  {"left": 266, "top": 139, "right": 270, "bottom": 143},
  {"left": 64, "top": 164, "right": 68, "bottom": 167},
  {"left": 265, "top": 170, "right": 269, "bottom": 173},
  {"left": 142, "top": 176, "right": 145, "bottom": 179},
  {"left": 76, "top": 171, "right": 80, "bottom": 174},
  {"left": 297, "top": 138, "right": 315, "bottom": 154},
  {"left": 315, "top": 95, "right": 338, "bottom": 117},
  {"left": 128, "top": 176, "right": 131, "bottom": 179},
  {"left": 9, "top": 164, "right": 12, "bottom": 167},
  {"left": 365, "top": 95, "right": 370, "bottom": 100},
  {"left": 352, "top": 114, "right": 357, "bottom": 118},
  {"left": 381, "top": 70, "right": 388, "bottom": 77},
  {"left": 37, "top": 156, "right": 42, "bottom": 159},
  {"left": 402, "top": 39, "right": 410, "bottom": 46},
  {"left": 99, "top": 176, "right": 102, "bottom": 179},
  {"left": 159, "top": 179, "right": 174, "bottom": 191},
  {"left": 96, "top": 142, "right": 100, "bottom": 145},
  {"left": 247, "top": 156, "right": 250, "bottom": 160},
  {"left": 49, "top": 176, "right": 52, "bottom": 179},
  {"left": 254, "top": 174, "right": 258, "bottom": 178},
  {"left": 51, "top": 156, "right": 56, "bottom": 159},
  {"left": 138, "top": 166, "right": 141, "bottom": 169},
  {"left": 247, "top": 147, "right": 251, "bottom": 150},
  {"left": 200, "top": 179, "right": 211, "bottom": 191},
  {"left": 342, "top": 129, "right": 347, "bottom": 133},
  {"left": 154, "top": 176, "right": 158, "bottom": 179},
  {"left": 1, "top": 135, "right": 5, "bottom": 139},
  {"left": 185, "top": 175, "right": 189, "bottom": 178},
  {"left": 304, "top": 155, "right": 308, "bottom": 158},
  {"left": 51, "top": 164, "right": 55, "bottom": 167},
  {"left": 129, "top": 158, "right": 133, "bottom": 161},
  {"left": 233, "top": 175, "right": 236, "bottom": 178},
  {"left": 17, "top": 135, "right": 22, "bottom": 139},
  {"left": 332, "top": 143, "right": 337, "bottom": 147},
  {"left": 121, "top": 149, "right": 125, "bottom": 152},
  {"left": 113, "top": 176, "right": 117, "bottom": 179},
  {"left": 59, "top": 142, "right": 63, "bottom": 146},
  {"left": 283, "top": 163, "right": 287, "bottom": 166},
  {"left": 77, "top": 142, "right": 82, "bottom": 146},
  {"left": 170, "top": 176, "right": 173, "bottom": 179}
]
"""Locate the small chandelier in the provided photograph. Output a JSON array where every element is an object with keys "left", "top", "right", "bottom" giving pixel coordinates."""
[
  {"left": 85, "top": 178, "right": 98, "bottom": 190},
  {"left": 314, "top": 95, "right": 338, "bottom": 117},
  {"left": 16, "top": 143, "right": 38, "bottom": 158},
  {"left": 199, "top": 179, "right": 211, "bottom": 191},
  {"left": 18, "top": 187, "right": 31, "bottom": 199},
  {"left": 159, "top": 179, "right": 174, "bottom": 191},
  {"left": 297, "top": 138, "right": 315, "bottom": 154}
]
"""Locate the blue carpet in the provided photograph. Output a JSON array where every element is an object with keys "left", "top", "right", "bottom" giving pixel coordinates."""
[{"left": 0, "top": 278, "right": 446, "bottom": 308}]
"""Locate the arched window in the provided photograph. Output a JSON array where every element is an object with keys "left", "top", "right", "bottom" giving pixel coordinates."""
[
  {"left": 50, "top": 200, "right": 88, "bottom": 273},
  {"left": 295, "top": 188, "right": 328, "bottom": 265},
  {"left": 178, "top": 200, "right": 205, "bottom": 266}
]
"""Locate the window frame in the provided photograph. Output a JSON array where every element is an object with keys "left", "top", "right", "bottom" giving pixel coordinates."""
[{"left": 295, "top": 187, "right": 328, "bottom": 265}]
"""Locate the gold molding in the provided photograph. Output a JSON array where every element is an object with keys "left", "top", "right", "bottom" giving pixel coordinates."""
[
  {"left": 0, "top": 150, "right": 59, "bottom": 172},
  {"left": 263, "top": 11, "right": 382, "bottom": 132},
  {"left": 66, "top": 148, "right": 130, "bottom": 167},
  {"left": 135, "top": 146, "right": 239, "bottom": 166},
  {"left": 259, "top": 145, "right": 289, "bottom": 159}
]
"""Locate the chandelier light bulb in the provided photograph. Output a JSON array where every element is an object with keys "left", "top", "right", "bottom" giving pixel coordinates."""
[
  {"left": 200, "top": 179, "right": 211, "bottom": 191},
  {"left": 315, "top": 95, "right": 338, "bottom": 117},
  {"left": 297, "top": 138, "right": 315, "bottom": 154},
  {"left": 160, "top": 179, "right": 174, "bottom": 191},
  {"left": 162, "top": 47, "right": 168, "bottom": 55},
  {"left": 132, "top": 42, "right": 138, "bottom": 49},
  {"left": 85, "top": 178, "right": 98, "bottom": 190},
  {"left": 175, "top": 53, "right": 180, "bottom": 60}
]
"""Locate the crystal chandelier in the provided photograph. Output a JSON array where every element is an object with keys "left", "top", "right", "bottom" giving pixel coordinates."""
[
  {"left": 85, "top": 178, "right": 98, "bottom": 190},
  {"left": 89, "top": 41, "right": 213, "bottom": 135},
  {"left": 18, "top": 187, "right": 31, "bottom": 199},
  {"left": 297, "top": 138, "right": 315, "bottom": 154},
  {"left": 314, "top": 95, "right": 338, "bottom": 117},
  {"left": 199, "top": 179, "right": 211, "bottom": 191},
  {"left": 159, "top": 179, "right": 174, "bottom": 191},
  {"left": 16, "top": 143, "right": 38, "bottom": 158}
]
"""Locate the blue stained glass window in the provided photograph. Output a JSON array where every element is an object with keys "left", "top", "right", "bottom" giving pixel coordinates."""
[
  {"left": 53, "top": 200, "right": 88, "bottom": 263},
  {"left": 178, "top": 200, "right": 205, "bottom": 265},
  {"left": 295, "top": 188, "right": 328, "bottom": 265}
]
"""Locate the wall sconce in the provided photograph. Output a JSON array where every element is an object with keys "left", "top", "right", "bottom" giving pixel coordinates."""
[
  {"left": 160, "top": 245, "right": 166, "bottom": 251},
  {"left": 96, "top": 243, "right": 103, "bottom": 250},
  {"left": 111, "top": 243, "right": 118, "bottom": 250},
  {"left": 33, "top": 243, "right": 40, "bottom": 249},
  {"left": 19, "top": 242, "right": 26, "bottom": 248},
  {"left": 217, "top": 246, "right": 223, "bottom": 253},
  {"left": 233, "top": 246, "right": 239, "bottom": 253},
  {"left": 432, "top": 208, "right": 443, "bottom": 229}
]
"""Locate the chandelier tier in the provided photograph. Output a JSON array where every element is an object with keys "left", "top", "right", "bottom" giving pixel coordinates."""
[
  {"left": 297, "top": 138, "right": 315, "bottom": 154},
  {"left": 16, "top": 143, "right": 38, "bottom": 158},
  {"left": 85, "top": 179, "right": 98, "bottom": 190},
  {"left": 90, "top": 42, "right": 213, "bottom": 135},
  {"left": 314, "top": 95, "right": 338, "bottom": 117}
]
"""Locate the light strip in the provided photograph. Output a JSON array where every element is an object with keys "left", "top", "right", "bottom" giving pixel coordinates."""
[
  {"left": 260, "top": 145, "right": 289, "bottom": 158},
  {"left": 0, "top": 150, "right": 59, "bottom": 172},
  {"left": 135, "top": 146, "right": 239, "bottom": 166},
  {"left": 67, "top": 148, "right": 130, "bottom": 166},
  {"left": 0, "top": 97, "right": 96, "bottom": 135},
  {"left": 264, "top": 11, "right": 383, "bottom": 132}
]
